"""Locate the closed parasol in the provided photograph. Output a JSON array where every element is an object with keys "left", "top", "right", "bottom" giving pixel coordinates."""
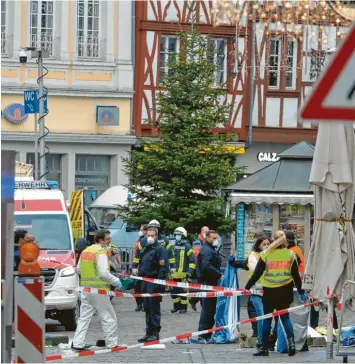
[{"left": 304, "top": 123, "right": 355, "bottom": 307}]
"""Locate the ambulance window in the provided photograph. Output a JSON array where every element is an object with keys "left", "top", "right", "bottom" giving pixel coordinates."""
[{"left": 14, "top": 214, "right": 71, "bottom": 250}]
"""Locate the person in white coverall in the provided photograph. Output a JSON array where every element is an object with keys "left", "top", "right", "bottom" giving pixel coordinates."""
[{"left": 72, "top": 229, "right": 124, "bottom": 351}]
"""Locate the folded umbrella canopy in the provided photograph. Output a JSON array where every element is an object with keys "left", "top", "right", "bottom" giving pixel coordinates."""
[{"left": 303, "top": 123, "right": 355, "bottom": 309}]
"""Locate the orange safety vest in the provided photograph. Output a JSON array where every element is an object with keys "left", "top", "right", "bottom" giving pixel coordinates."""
[
  {"left": 192, "top": 236, "right": 205, "bottom": 259},
  {"left": 290, "top": 246, "right": 305, "bottom": 277}
]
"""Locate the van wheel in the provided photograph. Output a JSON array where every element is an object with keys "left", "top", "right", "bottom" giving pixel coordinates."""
[{"left": 60, "top": 300, "right": 80, "bottom": 331}]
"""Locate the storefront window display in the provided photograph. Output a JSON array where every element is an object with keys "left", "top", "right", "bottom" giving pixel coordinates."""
[
  {"left": 279, "top": 205, "right": 306, "bottom": 253},
  {"left": 243, "top": 203, "right": 273, "bottom": 258}
]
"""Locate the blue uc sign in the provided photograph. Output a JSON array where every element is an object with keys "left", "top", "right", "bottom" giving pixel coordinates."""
[{"left": 3, "top": 104, "right": 28, "bottom": 124}]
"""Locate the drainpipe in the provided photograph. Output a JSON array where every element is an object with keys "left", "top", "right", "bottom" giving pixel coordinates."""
[{"left": 247, "top": 3, "right": 256, "bottom": 146}]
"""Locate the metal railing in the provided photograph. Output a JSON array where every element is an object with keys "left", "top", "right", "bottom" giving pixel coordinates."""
[
  {"left": 77, "top": 35, "right": 100, "bottom": 59},
  {"left": 109, "top": 247, "right": 134, "bottom": 274}
]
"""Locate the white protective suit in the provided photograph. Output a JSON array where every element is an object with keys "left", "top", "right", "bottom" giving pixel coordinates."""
[{"left": 72, "top": 244, "right": 121, "bottom": 348}]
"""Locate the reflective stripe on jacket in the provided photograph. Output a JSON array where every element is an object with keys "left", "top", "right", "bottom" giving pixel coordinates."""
[
  {"left": 80, "top": 245, "right": 111, "bottom": 291},
  {"left": 260, "top": 248, "right": 295, "bottom": 288},
  {"left": 171, "top": 241, "right": 196, "bottom": 279}
]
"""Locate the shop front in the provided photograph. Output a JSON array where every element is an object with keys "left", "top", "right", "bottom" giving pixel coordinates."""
[{"left": 227, "top": 141, "right": 315, "bottom": 261}]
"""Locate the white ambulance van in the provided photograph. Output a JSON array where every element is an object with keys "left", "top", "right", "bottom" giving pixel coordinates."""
[{"left": 14, "top": 178, "right": 79, "bottom": 330}]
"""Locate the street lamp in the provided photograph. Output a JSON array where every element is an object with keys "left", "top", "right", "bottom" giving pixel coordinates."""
[{"left": 20, "top": 47, "right": 49, "bottom": 180}]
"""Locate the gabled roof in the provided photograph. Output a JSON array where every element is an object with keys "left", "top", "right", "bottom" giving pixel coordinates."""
[
  {"left": 278, "top": 141, "right": 314, "bottom": 159},
  {"left": 226, "top": 141, "right": 314, "bottom": 193}
]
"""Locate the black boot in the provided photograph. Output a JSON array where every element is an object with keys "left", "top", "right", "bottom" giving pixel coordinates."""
[
  {"left": 190, "top": 302, "right": 197, "bottom": 311},
  {"left": 268, "top": 334, "right": 277, "bottom": 351},
  {"left": 288, "top": 337, "right": 296, "bottom": 356},
  {"left": 137, "top": 334, "right": 150, "bottom": 343},
  {"left": 135, "top": 304, "right": 142, "bottom": 312},
  {"left": 145, "top": 333, "right": 159, "bottom": 342},
  {"left": 253, "top": 346, "right": 269, "bottom": 356},
  {"left": 171, "top": 302, "right": 180, "bottom": 313}
]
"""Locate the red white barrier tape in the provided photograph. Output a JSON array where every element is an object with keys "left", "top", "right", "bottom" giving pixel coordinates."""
[
  {"left": 118, "top": 274, "right": 304, "bottom": 295},
  {"left": 42, "top": 295, "right": 337, "bottom": 362},
  {"left": 119, "top": 273, "right": 249, "bottom": 292},
  {"left": 337, "top": 280, "right": 355, "bottom": 311},
  {"left": 74, "top": 286, "right": 262, "bottom": 298}
]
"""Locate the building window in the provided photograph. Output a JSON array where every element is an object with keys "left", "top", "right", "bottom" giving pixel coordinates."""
[
  {"left": 1, "top": 0, "right": 6, "bottom": 55},
  {"left": 269, "top": 38, "right": 281, "bottom": 88},
  {"left": 30, "top": 1, "right": 54, "bottom": 57},
  {"left": 209, "top": 38, "right": 227, "bottom": 86},
  {"left": 26, "top": 153, "right": 62, "bottom": 187},
  {"left": 285, "top": 40, "right": 296, "bottom": 89},
  {"left": 77, "top": 0, "right": 100, "bottom": 59},
  {"left": 159, "top": 35, "right": 178, "bottom": 82},
  {"left": 75, "top": 155, "right": 110, "bottom": 201},
  {"left": 268, "top": 36, "right": 298, "bottom": 91}
]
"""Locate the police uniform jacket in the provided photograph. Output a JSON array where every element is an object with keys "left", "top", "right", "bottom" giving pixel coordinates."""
[
  {"left": 196, "top": 242, "right": 222, "bottom": 286},
  {"left": 138, "top": 242, "right": 169, "bottom": 280}
]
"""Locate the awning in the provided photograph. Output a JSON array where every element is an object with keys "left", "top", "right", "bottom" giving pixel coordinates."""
[{"left": 230, "top": 193, "right": 314, "bottom": 206}]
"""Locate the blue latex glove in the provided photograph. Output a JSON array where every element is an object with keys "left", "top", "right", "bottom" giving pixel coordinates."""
[
  {"left": 296, "top": 290, "right": 309, "bottom": 303},
  {"left": 228, "top": 256, "right": 236, "bottom": 265},
  {"left": 301, "top": 291, "right": 309, "bottom": 302},
  {"left": 116, "top": 280, "right": 123, "bottom": 291}
]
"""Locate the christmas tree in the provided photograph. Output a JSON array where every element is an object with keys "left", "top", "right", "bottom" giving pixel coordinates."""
[{"left": 122, "top": 26, "right": 244, "bottom": 235}]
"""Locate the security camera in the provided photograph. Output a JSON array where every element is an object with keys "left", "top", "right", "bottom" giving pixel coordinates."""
[{"left": 19, "top": 49, "right": 28, "bottom": 64}]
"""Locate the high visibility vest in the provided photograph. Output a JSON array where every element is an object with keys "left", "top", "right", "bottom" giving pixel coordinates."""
[
  {"left": 260, "top": 248, "right": 295, "bottom": 288},
  {"left": 290, "top": 246, "right": 305, "bottom": 277},
  {"left": 192, "top": 238, "right": 205, "bottom": 259},
  {"left": 247, "top": 251, "right": 267, "bottom": 287},
  {"left": 80, "top": 244, "right": 110, "bottom": 291}
]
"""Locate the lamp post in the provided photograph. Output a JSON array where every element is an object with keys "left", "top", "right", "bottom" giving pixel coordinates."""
[{"left": 22, "top": 48, "right": 49, "bottom": 179}]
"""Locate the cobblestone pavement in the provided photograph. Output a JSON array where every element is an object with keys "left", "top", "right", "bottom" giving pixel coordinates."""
[{"left": 13, "top": 296, "right": 354, "bottom": 363}]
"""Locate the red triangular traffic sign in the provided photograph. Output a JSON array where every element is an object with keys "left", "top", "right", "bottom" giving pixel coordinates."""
[{"left": 300, "top": 23, "right": 355, "bottom": 122}]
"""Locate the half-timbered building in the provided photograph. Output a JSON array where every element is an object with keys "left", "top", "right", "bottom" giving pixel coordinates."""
[{"left": 133, "top": 0, "right": 352, "bottom": 173}]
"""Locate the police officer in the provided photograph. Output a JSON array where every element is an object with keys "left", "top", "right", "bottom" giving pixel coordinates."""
[
  {"left": 148, "top": 220, "right": 176, "bottom": 273},
  {"left": 137, "top": 228, "right": 169, "bottom": 343},
  {"left": 245, "top": 236, "right": 307, "bottom": 357},
  {"left": 170, "top": 227, "right": 196, "bottom": 314},
  {"left": 72, "top": 229, "right": 123, "bottom": 350},
  {"left": 196, "top": 230, "right": 222, "bottom": 342},
  {"left": 133, "top": 224, "right": 148, "bottom": 311}
]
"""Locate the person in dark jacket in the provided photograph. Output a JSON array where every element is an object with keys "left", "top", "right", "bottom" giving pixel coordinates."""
[
  {"left": 133, "top": 224, "right": 148, "bottom": 311},
  {"left": 133, "top": 220, "right": 176, "bottom": 274},
  {"left": 245, "top": 241, "right": 307, "bottom": 357},
  {"left": 196, "top": 230, "right": 222, "bottom": 342},
  {"left": 137, "top": 228, "right": 169, "bottom": 343}
]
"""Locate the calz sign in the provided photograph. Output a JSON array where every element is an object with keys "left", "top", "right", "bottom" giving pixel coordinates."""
[{"left": 257, "top": 152, "right": 280, "bottom": 162}]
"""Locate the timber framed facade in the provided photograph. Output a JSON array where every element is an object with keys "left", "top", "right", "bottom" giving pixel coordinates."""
[{"left": 133, "top": 1, "right": 350, "bottom": 144}]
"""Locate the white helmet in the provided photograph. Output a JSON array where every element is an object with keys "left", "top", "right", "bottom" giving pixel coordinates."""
[
  {"left": 174, "top": 227, "right": 187, "bottom": 238},
  {"left": 148, "top": 219, "right": 160, "bottom": 228}
]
